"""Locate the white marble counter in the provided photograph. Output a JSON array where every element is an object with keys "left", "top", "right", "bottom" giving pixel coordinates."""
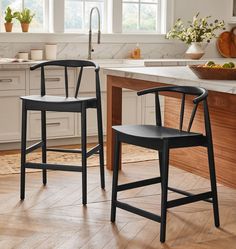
[
  {"left": 144, "top": 58, "right": 236, "bottom": 67},
  {"left": 104, "top": 66, "right": 236, "bottom": 94}
]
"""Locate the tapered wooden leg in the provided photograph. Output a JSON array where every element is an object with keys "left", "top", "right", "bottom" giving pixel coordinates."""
[
  {"left": 20, "top": 102, "right": 27, "bottom": 200},
  {"left": 107, "top": 76, "right": 122, "bottom": 170},
  {"left": 81, "top": 104, "right": 87, "bottom": 205},
  {"left": 97, "top": 102, "right": 105, "bottom": 189},
  {"left": 111, "top": 134, "right": 120, "bottom": 222},
  {"left": 160, "top": 140, "right": 169, "bottom": 243},
  {"left": 41, "top": 110, "right": 47, "bottom": 185}
]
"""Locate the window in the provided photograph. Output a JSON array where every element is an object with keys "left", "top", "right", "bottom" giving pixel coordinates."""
[
  {"left": 122, "top": 0, "right": 160, "bottom": 32},
  {"left": 65, "top": 0, "right": 105, "bottom": 32},
  {"left": 1, "top": 0, "right": 48, "bottom": 32}
]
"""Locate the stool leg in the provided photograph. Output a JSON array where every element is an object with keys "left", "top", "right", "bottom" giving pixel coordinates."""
[
  {"left": 41, "top": 110, "right": 47, "bottom": 185},
  {"left": 20, "top": 102, "right": 27, "bottom": 200},
  {"left": 158, "top": 151, "right": 163, "bottom": 191},
  {"left": 207, "top": 143, "right": 220, "bottom": 227},
  {"left": 160, "top": 141, "right": 169, "bottom": 243},
  {"left": 81, "top": 104, "right": 87, "bottom": 205},
  {"left": 97, "top": 104, "right": 105, "bottom": 189},
  {"left": 111, "top": 134, "right": 120, "bottom": 222}
]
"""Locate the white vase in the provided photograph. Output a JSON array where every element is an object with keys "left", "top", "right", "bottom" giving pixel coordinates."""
[{"left": 185, "top": 42, "right": 205, "bottom": 60}]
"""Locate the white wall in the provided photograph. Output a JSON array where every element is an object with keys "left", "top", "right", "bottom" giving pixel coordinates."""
[
  {"left": 174, "top": 0, "right": 230, "bottom": 27},
  {"left": 173, "top": 0, "right": 231, "bottom": 58}
]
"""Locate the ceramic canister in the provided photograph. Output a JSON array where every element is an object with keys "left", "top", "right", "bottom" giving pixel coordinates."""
[
  {"left": 31, "top": 49, "right": 43, "bottom": 61},
  {"left": 45, "top": 44, "right": 57, "bottom": 60}
]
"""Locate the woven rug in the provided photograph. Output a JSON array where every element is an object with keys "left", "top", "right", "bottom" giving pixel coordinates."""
[{"left": 0, "top": 144, "right": 157, "bottom": 175}]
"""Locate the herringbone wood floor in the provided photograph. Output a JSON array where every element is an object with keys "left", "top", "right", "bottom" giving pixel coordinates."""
[{"left": 0, "top": 160, "right": 236, "bottom": 249}]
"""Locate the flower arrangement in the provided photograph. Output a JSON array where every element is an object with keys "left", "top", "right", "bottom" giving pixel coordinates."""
[{"left": 166, "top": 13, "right": 225, "bottom": 44}]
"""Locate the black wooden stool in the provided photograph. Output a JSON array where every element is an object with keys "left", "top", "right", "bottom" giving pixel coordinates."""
[
  {"left": 111, "top": 86, "right": 219, "bottom": 242},
  {"left": 20, "top": 60, "right": 105, "bottom": 205}
]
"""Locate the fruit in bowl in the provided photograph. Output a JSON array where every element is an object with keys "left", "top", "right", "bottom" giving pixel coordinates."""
[{"left": 202, "top": 61, "right": 235, "bottom": 69}]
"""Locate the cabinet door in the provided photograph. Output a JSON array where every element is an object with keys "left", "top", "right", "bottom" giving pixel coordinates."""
[
  {"left": 0, "top": 70, "right": 25, "bottom": 91},
  {"left": 122, "top": 91, "right": 142, "bottom": 125},
  {"left": 0, "top": 90, "right": 25, "bottom": 142},
  {"left": 30, "top": 69, "right": 75, "bottom": 90},
  {"left": 142, "top": 95, "right": 164, "bottom": 125},
  {"left": 77, "top": 92, "right": 106, "bottom": 137},
  {"left": 29, "top": 89, "right": 75, "bottom": 140},
  {"left": 77, "top": 68, "right": 106, "bottom": 93}
]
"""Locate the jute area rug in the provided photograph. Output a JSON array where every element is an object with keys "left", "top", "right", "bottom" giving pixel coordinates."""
[{"left": 0, "top": 144, "right": 158, "bottom": 175}]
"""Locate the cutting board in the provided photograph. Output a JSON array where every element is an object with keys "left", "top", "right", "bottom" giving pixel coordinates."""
[{"left": 217, "top": 27, "right": 236, "bottom": 58}]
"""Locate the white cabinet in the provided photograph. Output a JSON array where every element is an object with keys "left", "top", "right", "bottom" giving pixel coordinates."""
[
  {"left": 122, "top": 91, "right": 142, "bottom": 125},
  {"left": 0, "top": 70, "right": 25, "bottom": 91},
  {"left": 0, "top": 64, "right": 156, "bottom": 146},
  {"left": 29, "top": 112, "right": 75, "bottom": 140},
  {"left": 29, "top": 88, "right": 76, "bottom": 140},
  {"left": 0, "top": 70, "right": 26, "bottom": 143},
  {"left": 0, "top": 90, "right": 25, "bottom": 142},
  {"left": 30, "top": 68, "right": 75, "bottom": 90}
]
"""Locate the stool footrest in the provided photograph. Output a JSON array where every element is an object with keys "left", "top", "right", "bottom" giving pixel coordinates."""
[
  {"left": 167, "top": 191, "right": 212, "bottom": 208},
  {"left": 87, "top": 144, "right": 101, "bottom": 158},
  {"left": 116, "top": 201, "right": 161, "bottom": 223},
  {"left": 46, "top": 144, "right": 100, "bottom": 158},
  {"left": 168, "top": 186, "right": 213, "bottom": 203},
  {"left": 26, "top": 142, "right": 43, "bottom": 154},
  {"left": 25, "top": 162, "right": 82, "bottom": 172},
  {"left": 117, "top": 177, "right": 161, "bottom": 192},
  {"left": 47, "top": 148, "right": 82, "bottom": 154}
]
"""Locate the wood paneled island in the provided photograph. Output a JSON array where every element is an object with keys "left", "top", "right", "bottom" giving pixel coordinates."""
[{"left": 104, "top": 66, "right": 236, "bottom": 188}]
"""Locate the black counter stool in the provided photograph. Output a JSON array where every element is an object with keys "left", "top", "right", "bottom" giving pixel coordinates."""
[
  {"left": 20, "top": 60, "right": 105, "bottom": 205},
  {"left": 111, "top": 86, "right": 219, "bottom": 242}
]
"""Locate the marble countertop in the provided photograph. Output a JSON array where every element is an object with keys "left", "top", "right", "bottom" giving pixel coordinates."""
[
  {"left": 144, "top": 58, "right": 236, "bottom": 67},
  {"left": 103, "top": 66, "right": 236, "bottom": 94},
  {"left": 0, "top": 57, "right": 235, "bottom": 70}
]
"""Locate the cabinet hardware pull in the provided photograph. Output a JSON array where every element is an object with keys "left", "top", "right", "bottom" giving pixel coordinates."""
[
  {"left": 46, "top": 122, "right": 61, "bottom": 126},
  {"left": 45, "top": 77, "right": 61, "bottom": 82},
  {"left": 0, "top": 79, "right": 13, "bottom": 83}
]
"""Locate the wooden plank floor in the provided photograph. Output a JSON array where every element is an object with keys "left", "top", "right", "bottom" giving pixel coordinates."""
[{"left": 0, "top": 160, "right": 236, "bottom": 249}]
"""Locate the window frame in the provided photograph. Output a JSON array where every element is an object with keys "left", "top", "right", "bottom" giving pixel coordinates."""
[
  {"left": 0, "top": 0, "right": 174, "bottom": 40},
  {"left": 122, "top": 0, "right": 161, "bottom": 33},
  {"left": 109, "top": 0, "right": 173, "bottom": 34},
  {"left": 64, "top": 0, "right": 107, "bottom": 33},
  {"left": 0, "top": 0, "right": 49, "bottom": 32}
]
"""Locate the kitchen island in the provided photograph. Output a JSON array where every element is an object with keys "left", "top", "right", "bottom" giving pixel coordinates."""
[{"left": 104, "top": 66, "right": 236, "bottom": 188}]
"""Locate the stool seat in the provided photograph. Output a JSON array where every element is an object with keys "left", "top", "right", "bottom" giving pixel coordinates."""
[
  {"left": 113, "top": 125, "right": 203, "bottom": 139},
  {"left": 21, "top": 95, "right": 96, "bottom": 103}
]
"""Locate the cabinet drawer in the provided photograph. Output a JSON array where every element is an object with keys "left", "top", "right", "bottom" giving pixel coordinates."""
[
  {"left": 30, "top": 69, "right": 75, "bottom": 90},
  {"left": 29, "top": 112, "right": 75, "bottom": 140},
  {"left": 0, "top": 70, "right": 25, "bottom": 91}
]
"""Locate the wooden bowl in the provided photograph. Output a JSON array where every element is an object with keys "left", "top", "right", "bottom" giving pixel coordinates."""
[{"left": 189, "top": 64, "right": 236, "bottom": 80}]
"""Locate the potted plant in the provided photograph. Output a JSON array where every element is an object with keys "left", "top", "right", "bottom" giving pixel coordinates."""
[
  {"left": 166, "top": 13, "right": 225, "bottom": 59},
  {"left": 15, "top": 8, "right": 35, "bottom": 32},
  {"left": 4, "top": 7, "right": 15, "bottom": 32}
]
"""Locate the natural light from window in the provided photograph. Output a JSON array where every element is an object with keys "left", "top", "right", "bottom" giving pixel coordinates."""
[
  {"left": 1, "top": 0, "right": 45, "bottom": 32},
  {"left": 65, "top": 0, "right": 105, "bottom": 32},
  {"left": 122, "top": 0, "right": 160, "bottom": 32}
]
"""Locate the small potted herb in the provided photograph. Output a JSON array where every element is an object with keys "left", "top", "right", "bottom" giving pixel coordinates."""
[
  {"left": 4, "top": 7, "right": 15, "bottom": 32},
  {"left": 15, "top": 8, "right": 35, "bottom": 32}
]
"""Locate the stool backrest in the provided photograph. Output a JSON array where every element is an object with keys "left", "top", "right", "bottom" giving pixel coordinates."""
[
  {"left": 137, "top": 86, "right": 211, "bottom": 136},
  {"left": 30, "top": 60, "right": 101, "bottom": 100}
]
